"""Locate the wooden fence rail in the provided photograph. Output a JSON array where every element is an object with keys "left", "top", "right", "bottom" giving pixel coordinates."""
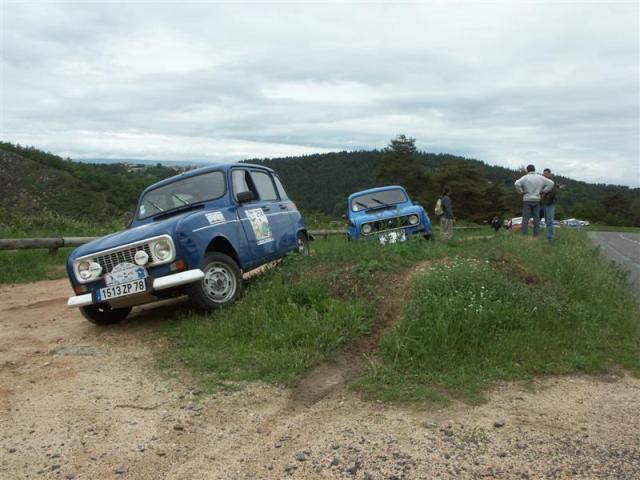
[{"left": 0, "top": 226, "right": 482, "bottom": 254}]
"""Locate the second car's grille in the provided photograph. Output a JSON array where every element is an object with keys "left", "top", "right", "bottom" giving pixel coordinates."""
[
  {"left": 93, "top": 244, "right": 153, "bottom": 274},
  {"left": 366, "top": 215, "right": 415, "bottom": 234}
]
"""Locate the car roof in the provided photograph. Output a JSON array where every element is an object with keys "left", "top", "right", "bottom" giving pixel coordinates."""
[
  {"left": 348, "top": 185, "right": 407, "bottom": 201},
  {"left": 141, "top": 162, "right": 275, "bottom": 195}
]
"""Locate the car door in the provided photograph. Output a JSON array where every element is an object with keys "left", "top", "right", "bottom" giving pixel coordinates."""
[
  {"left": 272, "top": 174, "right": 298, "bottom": 250},
  {"left": 232, "top": 168, "right": 289, "bottom": 262}
]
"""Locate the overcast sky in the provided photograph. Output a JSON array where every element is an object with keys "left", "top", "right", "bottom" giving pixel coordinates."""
[{"left": 1, "top": 1, "right": 638, "bottom": 186}]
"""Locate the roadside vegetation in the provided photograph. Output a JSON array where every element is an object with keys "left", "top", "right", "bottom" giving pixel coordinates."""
[
  {"left": 0, "top": 213, "right": 124, "bottom": 284},
  {"left": 159, "top": 230, "right": 640, "bottom": 402}
]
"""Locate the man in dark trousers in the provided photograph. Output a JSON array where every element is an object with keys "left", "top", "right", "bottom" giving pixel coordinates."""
[
  {"left": 541, "top": 168, "right": 559, "bottom": 243},
  {"left": 440, "top": 187, "right": 454, "bottom": 240}
]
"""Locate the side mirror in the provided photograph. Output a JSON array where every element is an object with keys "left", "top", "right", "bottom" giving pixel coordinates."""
[{"left": 237, "top": 191, "right": 256, "bottom": 203}]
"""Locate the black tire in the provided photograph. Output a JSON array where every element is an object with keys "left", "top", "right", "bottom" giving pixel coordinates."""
[
  {"left": 187, "top": 252, "right": 242, "bottom": 311},
  {"left": 80, "top": 304, "right": 132, "bottom": 325},
  {"left": 296, "top": 231, "right": 310, "bottom": 256},
  {"left": 423, "top": 233, "right": 434, "bottom": 241}
]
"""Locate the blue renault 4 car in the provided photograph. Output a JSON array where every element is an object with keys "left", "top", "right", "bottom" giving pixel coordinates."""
[
  {"left": 346, "top": 186, "right": 432, "bottom": 243},
  {"left": 66, "top": 163, "right": 310, "bottom": 325}
]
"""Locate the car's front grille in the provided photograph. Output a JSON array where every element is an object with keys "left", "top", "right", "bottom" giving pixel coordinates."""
[
  {"left": 93, "top": 244, "right": 153, "bottom": 274},
  {"left": 365, "top": 215, "right": 417, "bottom": 234}
]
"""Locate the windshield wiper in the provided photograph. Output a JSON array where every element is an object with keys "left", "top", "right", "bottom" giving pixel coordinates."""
[
  {"left": 355, "top": 201, "right": 369, "bottom": 210},
  {"left": 153, "top": 203, "right": 203, "bottom": 221},
  {"left": 366, "top": 197, "right": 397, "bottom": 210},
  {"left": 171, "top": 193, "right": 190, "bottom": 206},
  {"left": 147, "top": 200, "right": 164, "bottom": 212},
  {"left": 371, "top": 197, "right": 393, "bottom": 207}
]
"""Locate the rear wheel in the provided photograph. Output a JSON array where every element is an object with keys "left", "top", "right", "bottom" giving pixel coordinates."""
[
  {"left": 187, "top": 252, "right": 242, "bottom": 311},
  {"left": 80, "top": 304, "right": 132, "bottom": 325},
  {"left": 296, "top": 231, "right": 310, "bottom": 256}
]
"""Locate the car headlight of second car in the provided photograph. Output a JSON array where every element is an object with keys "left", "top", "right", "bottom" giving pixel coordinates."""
[
  {"left": 151, "top": 238, "right": 174, "bottom": 262},
  {"left": 409, "top": 215, "right": 419, "bottom": 225},
  {"left": 361, "top": 223, "right": 372, "bottom": 234}
]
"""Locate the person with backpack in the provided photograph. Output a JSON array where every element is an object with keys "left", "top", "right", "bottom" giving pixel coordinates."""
[{"left": 436, "top": 187, "right": 454, "bottom": 240}]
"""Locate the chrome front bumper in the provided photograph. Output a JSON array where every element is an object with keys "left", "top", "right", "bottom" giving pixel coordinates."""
[{"left": 67, "top": 269, "right": 205, "bottom": 308}]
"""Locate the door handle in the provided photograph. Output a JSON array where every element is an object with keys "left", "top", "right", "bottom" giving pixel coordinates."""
[
  {"left": 262, "top": 206, "right": 271, "bottom": 212},
  {"left": 279, "top": 204, "right": 287, "bottom": 210}
]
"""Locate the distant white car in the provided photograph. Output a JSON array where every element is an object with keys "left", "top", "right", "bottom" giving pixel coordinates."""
[{"left": 508, "top": 216, "right": 560, "bottom": 230}]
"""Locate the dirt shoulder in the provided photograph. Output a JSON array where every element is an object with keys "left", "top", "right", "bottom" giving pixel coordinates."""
[{"left": 1, "top": 279, "right": 639, "bottom": 479}]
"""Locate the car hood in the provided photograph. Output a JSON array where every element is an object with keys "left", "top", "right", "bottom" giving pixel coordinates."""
[
  {"left": 70, "top": 216, "right": 184, "bottom": 260},
  {"left": 350, "top": 205, "right": 422, "bottom": 224}
]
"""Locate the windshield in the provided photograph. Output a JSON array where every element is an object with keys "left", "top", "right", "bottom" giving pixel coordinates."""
[
  {"left": 351, "top": 189, "right": 408, "bottom": 212},
  {"left": 137, "top": 171, "right": 226, "bottom": 220}
]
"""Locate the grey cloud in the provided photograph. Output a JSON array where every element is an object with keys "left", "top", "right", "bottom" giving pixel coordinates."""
[{"left": 1, "top": 1, "right": 638, "bottom": 186}]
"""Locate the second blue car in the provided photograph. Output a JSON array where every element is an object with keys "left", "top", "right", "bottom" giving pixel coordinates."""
[{"left": 346, "top": 186, "right": 433, "bottom": 243}]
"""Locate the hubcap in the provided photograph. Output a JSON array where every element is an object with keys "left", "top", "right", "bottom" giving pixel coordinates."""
[
  {"left": 202, "top": 263, "right": 236, "bottom": 303},
  {"left": 297, "top": 236, "right": 308, "bottom": 254}
]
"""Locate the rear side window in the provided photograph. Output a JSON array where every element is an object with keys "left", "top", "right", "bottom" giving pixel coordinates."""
[
  {"left": 273, "top": 175, "right": 289, "bottom": 200},
  {"left": 251, "top": 171, "right": 278, "bottom": 201}
]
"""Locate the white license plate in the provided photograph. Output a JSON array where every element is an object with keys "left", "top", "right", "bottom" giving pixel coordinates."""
[
  {"left": 96, "top": 279, "right": 146, "bottom": 302},
  {"left": 379, "top": 230, "right": 407, "bottom": 245}
]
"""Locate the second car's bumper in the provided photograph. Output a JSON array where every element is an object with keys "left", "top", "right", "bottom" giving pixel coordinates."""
[{"left": 67, "top": 269, "right": 205, "bottom": 308}]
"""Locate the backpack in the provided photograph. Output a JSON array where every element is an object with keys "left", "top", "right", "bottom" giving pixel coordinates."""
[{"left": 434, "top": 197, "right": 444, "bottom": 216}]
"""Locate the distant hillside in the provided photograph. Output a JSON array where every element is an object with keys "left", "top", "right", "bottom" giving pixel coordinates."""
[
  {"left": 1, "top": 142, "right": 638, "bottom": 227},
  {"left": 249, "top": 151, "right": 640, "bottom": 225},
  {"left": 0, "top": 142, "right": 178, "bottom": 224}
]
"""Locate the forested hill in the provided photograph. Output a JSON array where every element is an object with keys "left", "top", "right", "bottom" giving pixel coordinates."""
[
  {"left": 249, "top": 151, "right": 640, "bottom": 226},
  {"left": 0, "top": 142, "right": 177, "bottom": 224},
  {"left": 1, "top": 142, "right": 638, "bottom": 227}
]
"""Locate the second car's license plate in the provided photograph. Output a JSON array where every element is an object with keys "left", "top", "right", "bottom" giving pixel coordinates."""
[
  {"left": 379, "top": 230, "right": 407, "bottom": 245},
  {"left": 96, "top": 279, "right": 146, "bottom": 302}
]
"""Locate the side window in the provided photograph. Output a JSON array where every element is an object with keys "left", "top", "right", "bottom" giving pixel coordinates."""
[
  {"left": 250, "top": 171, "right": 278, "bottom": 201},
  {"left": 273, "top": 175, "right": 289, "bottom": 200},
  {"left": 232, "top": 169, "right": 257, "bottom": 200}
]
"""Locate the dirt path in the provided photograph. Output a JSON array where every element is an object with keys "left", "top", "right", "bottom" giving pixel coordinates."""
[{"left": 1, "top": 279, "right": 640, "bottom": 479}]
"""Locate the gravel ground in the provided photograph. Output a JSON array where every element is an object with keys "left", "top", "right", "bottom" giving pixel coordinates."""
[{"left": 1, "top": 278, "right": 639, "bottom": 479}]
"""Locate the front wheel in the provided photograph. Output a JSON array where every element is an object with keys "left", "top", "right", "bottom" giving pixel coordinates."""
[
  {"left": 296, "top": 232, "right": 310, "bottom": 256},
  {"left": 423, "top": 233, "right": 434, "bottom": 241},
  {"left": 80, "top": 304, "right": 132, "bottom": 325},
  {"left": 187, "top": 252, "right": 242, "bottom": 311}
]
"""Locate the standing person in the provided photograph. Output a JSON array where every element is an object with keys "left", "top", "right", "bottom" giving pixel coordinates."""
[
  {"left": 514, "top": 164, "right": 554, "bottom": 237},
  {"left": 440, "top": 187, "right": 454, "bottom": 240},
  {"left": 541, "top": 168, "right": 558, "bottom": 243},
  {"left": 491, "top": 215, "right": 502, "bottom": 232}
]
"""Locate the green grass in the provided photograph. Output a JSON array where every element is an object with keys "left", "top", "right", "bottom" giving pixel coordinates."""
[
  {"left": 0, "top": 213, "right": 126, "bottom": 285},
  {"left": 0, "top": 248, "right": 74, "bottom": 284},
  {"left": 357, "top": 231, "right": 640, "bottom": 403},
  {"left": 157, "top": 236, "right": 450, "bottom": 388}
]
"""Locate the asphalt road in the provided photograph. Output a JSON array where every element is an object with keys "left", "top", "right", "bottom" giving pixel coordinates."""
[{"left": 588, "top": 231, "right": 640, "bottom": 299}]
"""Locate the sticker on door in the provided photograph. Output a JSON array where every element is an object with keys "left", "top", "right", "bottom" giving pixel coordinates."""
[{"left": 245, "top": 208, "right": 273, "bottom": 245}]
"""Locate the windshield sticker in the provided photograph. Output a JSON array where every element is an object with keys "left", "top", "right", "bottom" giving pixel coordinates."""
[
  {"left": 205, "top": 211, "right": 225, "bottom": 225},
  {"left": 245, "top": 208, "right": 273, "bottom": 245},
  {"left": 139, "top": 205, "right": 146, "bottom": 216}
]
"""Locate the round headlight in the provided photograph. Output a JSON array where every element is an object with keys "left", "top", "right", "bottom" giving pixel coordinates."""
[
  {"left": 409, "top": 215, "right": 419, "bottom": 225},
  {"left": 89, "top": 262, "right": 102, "bottom": 277},
  {"left": 152, "top": 239, "right": 173, "bottom": 262},
  {"left": 78, "top": 261, "right": 92, "bottom": 280},
  {"left": 362, "top": 224, "right": 372, "bottom": 234},
  {"left": 134, "top": 250, "right": 149, "bottom": 266}
]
